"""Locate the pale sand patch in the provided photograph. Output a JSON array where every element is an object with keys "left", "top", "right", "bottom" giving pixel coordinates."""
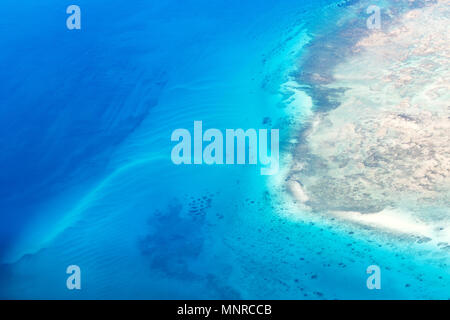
[{"left": 329, "top": 208, "right": 450, "bottom": 244}]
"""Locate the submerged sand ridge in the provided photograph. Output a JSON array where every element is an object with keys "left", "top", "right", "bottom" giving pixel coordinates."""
[{"left": 289, "top": 0, "right": 449, "bottom": 236}]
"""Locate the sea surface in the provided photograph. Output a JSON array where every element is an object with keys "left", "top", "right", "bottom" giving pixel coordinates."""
[{"left": 0, "top": 0, "right": 448, "bottom": 299}]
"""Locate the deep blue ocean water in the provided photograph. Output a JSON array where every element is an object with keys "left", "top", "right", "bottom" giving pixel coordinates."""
[{"left": 0, "top": 0, "right": 448, "bottom": 299}]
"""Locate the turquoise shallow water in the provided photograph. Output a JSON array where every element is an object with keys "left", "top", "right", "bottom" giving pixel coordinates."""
[{"left": 0, "top": 0, "right": 448, "bottom": 299}]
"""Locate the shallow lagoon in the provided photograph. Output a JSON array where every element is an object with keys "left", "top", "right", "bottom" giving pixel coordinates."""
[{"left": 0, "top": 0, "right": 448, "bottom": 299}]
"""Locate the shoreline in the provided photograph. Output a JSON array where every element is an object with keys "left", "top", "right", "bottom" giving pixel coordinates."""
[{"left": 281, "top": 0, "right": 449, "bottom": 251}]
